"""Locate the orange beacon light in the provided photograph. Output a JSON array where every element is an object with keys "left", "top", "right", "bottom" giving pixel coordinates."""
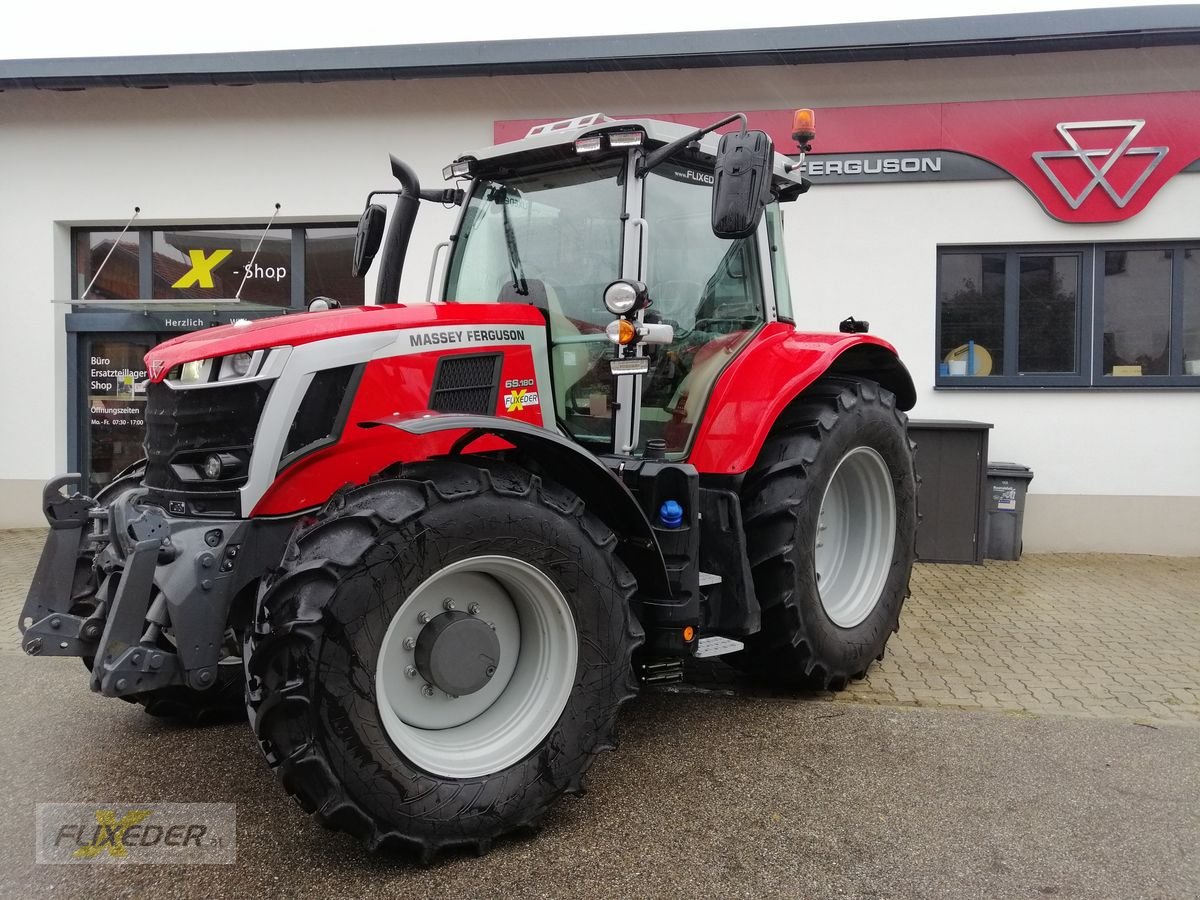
[{"left": 792, "top": 108, "right": 816, "bottom": 150}]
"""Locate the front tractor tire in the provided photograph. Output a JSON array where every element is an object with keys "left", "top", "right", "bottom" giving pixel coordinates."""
[
  {"left": 736, "top": 376, "right": 917, "bottom": 690},
  {"left": 245, "top": 459, "right": 641, "bottom": 859}
]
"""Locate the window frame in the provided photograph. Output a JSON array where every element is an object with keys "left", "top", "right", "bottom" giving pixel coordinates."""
[
  {"left": 1092, "top": 241, "right": 1196, "bottom": 388},
  {"left": 936, "top": 241, "right": 1200, "bottom": 390},
  {"left": 71, "top": 221, "right": 362, "bottom": 309},
  {"left": 764, "top": 202, "right": 794, "bottom": 324}
]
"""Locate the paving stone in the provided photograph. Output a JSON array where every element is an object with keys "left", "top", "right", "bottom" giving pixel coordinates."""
[{"left": 831, "top": 554, "right": 1200, "bottom": 725}]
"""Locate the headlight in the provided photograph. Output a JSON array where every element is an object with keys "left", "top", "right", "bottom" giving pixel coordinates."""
[
  {"left": 219, "top": 352, "right": 254, "bottom": 381},
  {"left": 202, "top": 454, "right": 224, "bottom": 480},
  {"left": 200, "top": 452, "right": 244, "bottom": 480},
  {"left": 603, "top": 280, "right": 648, "bottom": 315},
  {"left": 168, "top": 348, "right": 280, "bottom": 387},
  {"left": 179, "top": 360, "right": 208, "bottom": 384}
]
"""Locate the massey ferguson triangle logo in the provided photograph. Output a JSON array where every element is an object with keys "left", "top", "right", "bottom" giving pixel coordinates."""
[
  {"left": 1032, "top": 120, "right": 1168, "bottom": 210},
  {"left": 149, "top": 359, "right": 166, "bottom": 378}
]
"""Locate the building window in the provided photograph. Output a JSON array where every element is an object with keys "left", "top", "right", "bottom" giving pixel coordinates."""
[
  {"left": 304, "top": 227, "right": 360, "bottom": 306},
  {"left": 937, "top": 243, "right": 1200, "bottom": 387},
  {"left": 1101, "top": 249, "right": 1173, "bottom": 377},
  {"left": 75, "top": 231, "right": 139, "bottom": 301},
  {"left": 73, "top": 223, "right": 363, "bottom": 307}
]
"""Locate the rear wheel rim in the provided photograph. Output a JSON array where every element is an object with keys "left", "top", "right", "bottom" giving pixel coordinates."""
[
  {"left": 375, "top": 555, "right": 578, "bottom": 779},
  {"left": 814, "top": 447, "right": 897, "bottom": 628}
]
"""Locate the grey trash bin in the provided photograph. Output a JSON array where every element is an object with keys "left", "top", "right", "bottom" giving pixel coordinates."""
[{"left": 984, "top": 462, "right": 1034, "bottom": 561}]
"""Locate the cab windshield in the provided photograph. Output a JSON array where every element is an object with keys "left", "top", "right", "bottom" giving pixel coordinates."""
[
  {"left": 443, "top": 153, "right": 766, "bottom": 457},
  {"left": 444, "top": 159, "right": 626, "bottom": 445}
]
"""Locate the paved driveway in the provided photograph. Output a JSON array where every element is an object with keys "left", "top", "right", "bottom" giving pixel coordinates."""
[
  {"left": 2, "top": 529, "right": 1198, "bottom": 897},
  {"left": 2, "top": 653, "right": 1197, "bottom": 899}
]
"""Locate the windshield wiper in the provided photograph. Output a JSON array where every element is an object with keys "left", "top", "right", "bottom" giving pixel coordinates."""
[
  {"left": 496, "top": 187, "right": 529, "bottom": 297},
  {"left": 637, "top": 113, "right": 747, "bottom": 178}
]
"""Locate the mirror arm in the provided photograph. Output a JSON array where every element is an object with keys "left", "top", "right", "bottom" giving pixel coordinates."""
[
  {"left": 418, "top": 188, "right": 465, "bottom": 205},
  {"left": 636, "top": 112, "right": 747, "bottom": 178}
]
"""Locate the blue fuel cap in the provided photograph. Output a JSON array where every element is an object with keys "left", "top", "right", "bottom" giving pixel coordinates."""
[{"left": 658, "top": 500, "right": 684, "bottom": 529}]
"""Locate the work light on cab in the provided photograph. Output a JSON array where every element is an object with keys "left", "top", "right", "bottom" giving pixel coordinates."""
[
  {"left": 575, "top": 130, "right": 644, "bottom": 154},
  {"left": 607, "top": 131, "right": 644, "bottom": 148},
  {"left": 603, "top": 279, "right": 648, "bottom": 315},
  {"left": 441, "top": 159, "right": 473, "bottom": 180}
]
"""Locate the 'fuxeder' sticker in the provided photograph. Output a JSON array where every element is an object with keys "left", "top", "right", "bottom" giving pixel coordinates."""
[{"left": 504, "top": 389, "right": 540, "bottom": 412}]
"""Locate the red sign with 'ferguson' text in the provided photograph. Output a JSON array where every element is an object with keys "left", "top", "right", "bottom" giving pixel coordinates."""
[{"left": 495, "top": 91, "right": 1200, "bottom": 224}]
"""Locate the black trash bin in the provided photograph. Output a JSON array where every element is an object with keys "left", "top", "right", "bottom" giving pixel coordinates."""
[
  {"left": 908, "top": 420, "right": 993, "bottom": 564},
  {"left": 984, "top": 462, "right": 1034, "bottom": 560}
]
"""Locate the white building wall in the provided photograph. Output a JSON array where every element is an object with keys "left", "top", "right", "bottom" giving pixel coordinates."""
[{"left": 1, "top": 46, "right": 1198, "bottom": 550}]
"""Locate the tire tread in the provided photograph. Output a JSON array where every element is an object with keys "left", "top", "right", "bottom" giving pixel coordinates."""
[
  {"left": 736, "top": 376, "right": 917, "bottom": 690},
  {"left": 245, "top": 458, "right": 641, "bottom": 860}
]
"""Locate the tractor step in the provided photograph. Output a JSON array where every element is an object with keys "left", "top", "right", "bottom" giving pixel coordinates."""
[
  {"left": 636, "top": 657, "right": 684, "bottom": 684},
  {"left": 694, "top": 636, "right": 745, "bottom": 658}
]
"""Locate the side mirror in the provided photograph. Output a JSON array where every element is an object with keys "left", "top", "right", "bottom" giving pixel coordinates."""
[
  {"left": 351, "top": 203, "right": 387, "bottom": 277},
  {"left": 308, "top": 297, "right": 341, "bottom": 313},
  {"left": 711, "top": 130, "right": 774, "bottom": 240}
]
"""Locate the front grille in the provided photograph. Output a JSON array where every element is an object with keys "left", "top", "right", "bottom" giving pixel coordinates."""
[
  {"left": 142, "top": 380, "right": 272, "bottom": 515},
  {"left": 429, "top": 353, "right": 502, "bottom": 414}
]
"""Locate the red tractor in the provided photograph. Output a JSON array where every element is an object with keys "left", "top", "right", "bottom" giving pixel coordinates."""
[{"left": 21, "top": 111, "right": 916, "bottom": 858}]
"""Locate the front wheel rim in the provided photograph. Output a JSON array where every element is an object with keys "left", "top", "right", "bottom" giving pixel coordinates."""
[
  {"left": 814, "top": 447, "right": 898, "bottom": 629},
  {"left": 375, "top": 555, "right": 578, "bottom": 779}
]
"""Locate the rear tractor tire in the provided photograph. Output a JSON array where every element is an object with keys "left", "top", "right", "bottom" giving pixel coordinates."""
[
  {"left": 735, "top": 375, "right": 917, "bottom": 690},
  {"left": 245, "top": 459, "right": 641, "bottom": 859}
]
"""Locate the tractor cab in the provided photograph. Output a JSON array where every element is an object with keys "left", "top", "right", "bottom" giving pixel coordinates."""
[{"left": 359, "top": 112, "right": 811, "bottom": 459}]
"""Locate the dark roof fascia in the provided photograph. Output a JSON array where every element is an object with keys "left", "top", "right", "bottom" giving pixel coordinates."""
[{"left": 3, "top": 6, "right": 1199, "bottom": 91}]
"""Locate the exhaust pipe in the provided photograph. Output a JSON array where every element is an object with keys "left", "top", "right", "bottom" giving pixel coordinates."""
[{"left": 375, "top": 155, "right": 422, "bottom": 304}]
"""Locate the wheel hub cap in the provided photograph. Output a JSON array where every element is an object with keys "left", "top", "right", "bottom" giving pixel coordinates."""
[
  {"left": 374, "top": 556, "right": 578, "bottom": 778},
  {"left": 414, "top": 610, "right": 500, "bottom": 696}
]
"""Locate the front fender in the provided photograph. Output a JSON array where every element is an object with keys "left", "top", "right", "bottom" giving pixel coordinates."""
[
  {"left": 687, "top": 324, "right": 916, "bottom": 475},
  {"left": 353, "top": 413, "right": 672, "bottom": 599},
  {"left": 259, "top": 415, "right": 676, "bottom": 600}
]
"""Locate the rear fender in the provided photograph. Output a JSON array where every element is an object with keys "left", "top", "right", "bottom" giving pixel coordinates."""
[{"left": 687, "top": 323, "right": 915, "bottom": 475}]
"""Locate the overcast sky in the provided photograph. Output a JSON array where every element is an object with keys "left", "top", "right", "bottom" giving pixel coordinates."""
[{"left": 2, "top": 0, "right": 1189, "bottom": 60}]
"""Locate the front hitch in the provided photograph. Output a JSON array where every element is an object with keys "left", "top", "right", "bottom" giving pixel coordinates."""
[
  {"left": 18, "top": 477, "right": 184, "bottom": 695},
  {"left": 20, "top": 473, "right": 295, "bottom": 699},
  {"left": 19, "top": 475, "right": 96, "bottom": 655}
]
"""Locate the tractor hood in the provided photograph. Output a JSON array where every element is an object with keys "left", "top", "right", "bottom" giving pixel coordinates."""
[{"left": 144, "top": 303, "right": 546, "bottom": 381}]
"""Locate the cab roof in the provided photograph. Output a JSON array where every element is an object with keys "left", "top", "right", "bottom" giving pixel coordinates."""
[{"left": 453, "top": 113, "right": 809, "bottom": 199}]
